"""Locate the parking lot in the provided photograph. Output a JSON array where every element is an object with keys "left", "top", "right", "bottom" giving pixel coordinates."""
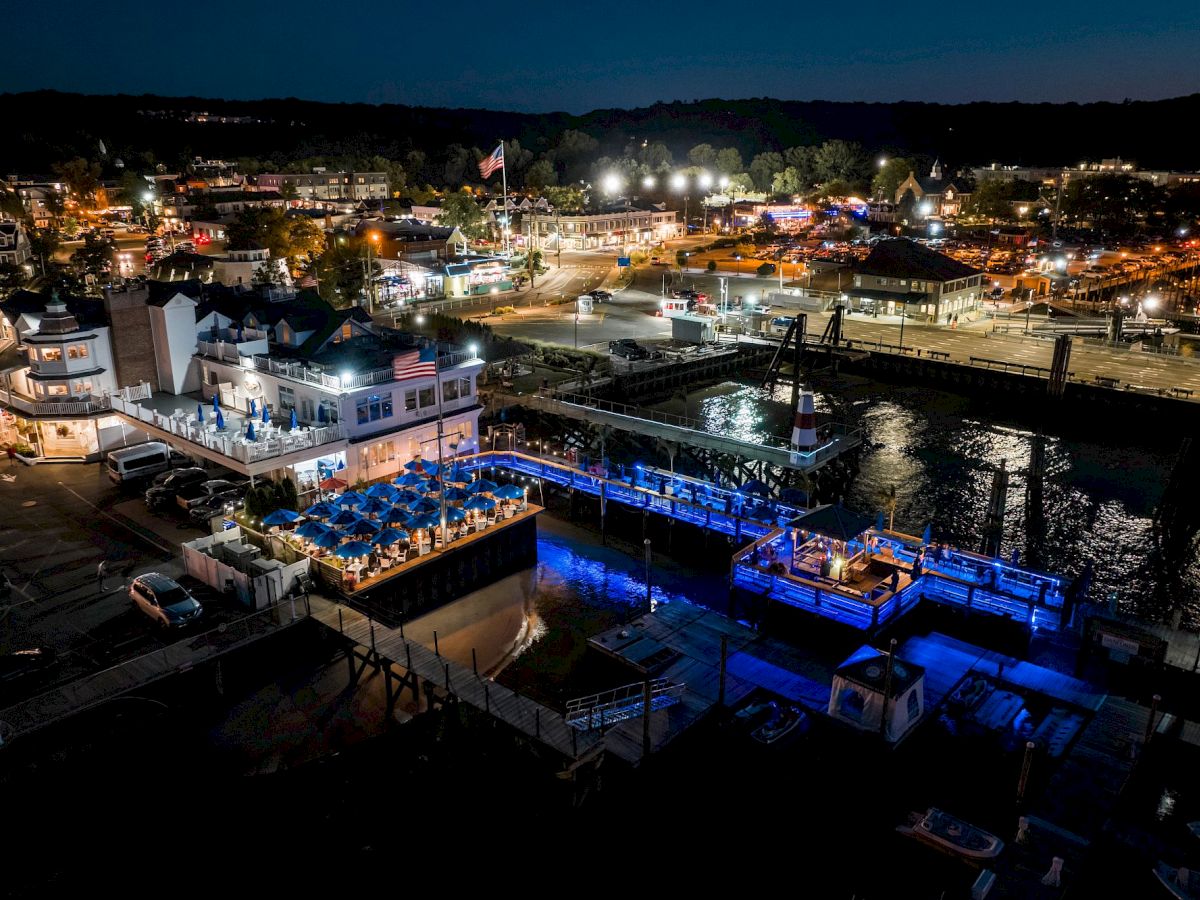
[{"left": 0, "top": 461, "right": 243, "bottom": 707}]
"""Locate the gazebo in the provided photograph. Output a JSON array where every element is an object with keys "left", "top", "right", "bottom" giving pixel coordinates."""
[{"left": 827, "top": 647, "right": 926, "bottom": 742}]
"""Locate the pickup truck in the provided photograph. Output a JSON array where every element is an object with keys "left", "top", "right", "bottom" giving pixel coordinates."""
[
  {"left": 176, "top": 479, "right": 246, "bottom": 511},
  {"left": 608, "top": 338, "right": 650, "bottom": 361}
]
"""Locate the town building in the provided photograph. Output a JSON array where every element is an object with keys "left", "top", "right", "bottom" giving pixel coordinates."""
[
  {"left": 894, "top": 160, "right": 972, "bottom": 219},
  {"left": 971, "top": 159, "right": 1200, "bottom": 189},
  {"left": 846, "top": 238, "right": 983, "bottom": 322},
  {"left": 4, "top": 177, "right": 65, "bottom": 229},
  {"left": 253, "top": 170, "right": 389, "bottom": 202},
  {"left": 354, "top": 220, "right": 467, "bottom": 264},
  {"left": 522, "top": 204, "right": 681, "bottom": 250},
  {"left": 0, "top": 219, "right": 34, "bottom": 272},
  {"left": 168, "top": 190, "right": 287, "bottom": 220}
]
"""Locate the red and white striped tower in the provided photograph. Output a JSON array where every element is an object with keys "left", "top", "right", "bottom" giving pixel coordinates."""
[{"left": 791, "top": 389, "right": 817, "bottom": 450}]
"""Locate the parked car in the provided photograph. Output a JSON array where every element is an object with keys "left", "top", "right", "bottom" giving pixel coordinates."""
[
  {"left": 129, "top": 573, "right": 203, "bottom": 628},
  {"left": 145, "top": 467, "right": 209, "bottom": 510},
  {"left": 187, "top": 490, "right": 245, "bottom": 526},
  {"left": 608, "top": 338, "right": 650, "bottom": 361},
  {"left": 175, "top": 479, "right": 246, "bottom": 511},
  {"left": 588, "top": 289, "right": 613, "bottom": 302}
]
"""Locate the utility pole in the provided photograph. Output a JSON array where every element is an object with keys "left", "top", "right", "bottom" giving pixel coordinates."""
[{"left": 1052, "top": 172, "right": 1063, "bottom": 244}]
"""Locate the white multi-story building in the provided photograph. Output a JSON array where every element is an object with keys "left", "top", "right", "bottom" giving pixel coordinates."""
[
  {"left": 523, "top": 205, "right": 682, "bottom": 250},
  {"left": 0, "top": 220, "right": 33, "bottom": 271}
]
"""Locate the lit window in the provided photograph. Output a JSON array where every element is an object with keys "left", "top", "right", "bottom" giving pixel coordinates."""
[
  {"left": 41, "top": 347, "right": 62, "bottom": 362},
  {"left": 341, "top": 322, "right": 352, "bottom": 340},
  {"left": 355, "top": 393, "right": 393, "bottom": 424},
  {"left": 405, "top": 390, "right": 417, "bottom": 412}
]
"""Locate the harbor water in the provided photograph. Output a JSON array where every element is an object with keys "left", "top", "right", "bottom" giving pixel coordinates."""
[{"left": 651, "top": 374, "right": 1199, "bottom": 627}]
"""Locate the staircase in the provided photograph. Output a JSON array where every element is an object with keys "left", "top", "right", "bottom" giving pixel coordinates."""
[{"left": 565, "top": 678, "right": 683, "bottom": 731}]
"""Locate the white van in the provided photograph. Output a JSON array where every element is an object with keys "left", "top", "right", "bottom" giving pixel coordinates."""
[{"left": 106, "top": 441, "right": 186, "bottom": 485}]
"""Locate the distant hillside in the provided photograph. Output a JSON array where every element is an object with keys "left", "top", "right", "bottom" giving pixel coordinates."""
[{"left": 3, "top": 90, "right": 1199, "bottom": 175}]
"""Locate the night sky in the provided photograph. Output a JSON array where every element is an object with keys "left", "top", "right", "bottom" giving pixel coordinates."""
[{"left": 8, "top": 1, "right": 1200, "bottom": 112}]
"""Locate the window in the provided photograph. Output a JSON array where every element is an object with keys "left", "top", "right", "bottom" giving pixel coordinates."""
[
  {"left": 853, "top": 275, "right": 861, "bottom": 287},
  {"left": 67, "top": 344, "right": 89, "bottom": 360},
  {"left": 46, "top": 384, "right": 68, "bottom": 396},
  {"left": 443, "top": 379, "right": 459, "bottom": 402},
  {"left": 357, "top": 177, "right": 365, "bottom": 184},
  {"left": 41, "top": 347, "right": 62, "bottom": 362},
  {"left": 405, "top": 389, "right": 417, "bottom": 412},
  {"left": 418, "top": 387, "right": 435, "bottom": 409},
  {"left": 459, "top": 377, "right": 472, "bottom": 399},
  {"left": 72, "top": 381, "right": 93, "bottom": 395},
  {"left": 341, "top": 322, "right": 352, "bottom": 340},
  {"left": 355, "top": 393, "right": 393, "bottom": 424},
  {"left": 906, "top": 690, "right": 920, "bottom": 722},
  {"left": 278, "top": 386, "right": 295, "bottom": 411}
]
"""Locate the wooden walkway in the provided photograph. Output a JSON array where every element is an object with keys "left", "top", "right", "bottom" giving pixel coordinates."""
[{"left": 308, "top": 597, "right": 602, "bottom": 761}]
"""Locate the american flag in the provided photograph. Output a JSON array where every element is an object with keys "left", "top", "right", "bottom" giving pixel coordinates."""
[
  {"left": 298, "top": 274, "right": 318, "bottom": 288},
  {"left": 478, "top": 144, "right": 504, "bottom": 179},
  {"left": 392, "top": 345, "right": 437, "bottom": 382}
]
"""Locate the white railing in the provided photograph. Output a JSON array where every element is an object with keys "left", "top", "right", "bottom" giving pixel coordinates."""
[
  {"left": 108, "top": 394, "right": 346, "bottom": 465},
  {"left": 0, "top": 387, "right": 108, "bottom": 416}
]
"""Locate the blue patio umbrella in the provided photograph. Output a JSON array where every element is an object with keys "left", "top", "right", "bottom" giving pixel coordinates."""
[
  {"left": 444, "top": 506, "right": 466, "bottom": 523},
  {"left": 248, "top": 398, "right": 257, "bottom": 418},
  {"left": 262, "top": 508, "right": 301, "bottom": 526},
  {"left": 922, "top": 523, "right": 932, "bottom": 545},
  {"left": 364, "top": 482, "right": 398, "bottom": 499},
  {"left": 383, "top": 505, "right": 412, "bottom": 524},
  {"left": 372, "top": 528, "right": 409, "bottom": 546},
  {"left": 312, "top": 530, "right": 341, "bottom": 549},
  {"left": 245, "top": 421, "right": 256, "bottom": 442},
  {"left": 212, "top": 394, "right": 220, "bottom": 412},
  {"left": 335, "top": 491, "right": 366, "bottom": 508},
  {"left": 464, "top": 494, "right": 497, "bottom": 511},
  {"left": 335, "top": 458, "right": 345, "bottom": 470},
  {"left": 408, "top": 512, "right": 440, "bottom": 530},
  {"left": 357, "top": 497, "right": 390, "bottom": 516},
  {"left": 335, "top": 540, "right": 373, "bottom": 559},
  {"left": 290, "top": 408, "right": 298, "bottom": 430},
  {"left": 404, "top": 458, "right": 440, "bottom": 474},
  {"left": 392, "top": 489, "right": 420, "bottom": 505},
  {"left": 261, "top": 405, "right": 270, "bottom": 425},
  {"left": 329, "top": 509, "right": 361, "bottom": 526},
  {"left": 445, "top": 464, "right": 474, "bottom": 483},
  {"left": 215, "top": 409, "right": 225, "bottom": 430},
  {"left": 466, "top": 479, "right": 498, "bottom": 494},
  {"left": 196, "top": 403, "right": 205, "bottom": 424},
  {"left": 304, "top": 501, "right": 337, "bottom": 518},
  {"left": 443, "top": 486, "right": 470, "bottom": 501},
  {"left": 410, "top": 498, "right": 439, "bottom": 514},
  {"left": 493, "top": 484, "right": 524, "bottom": 500},
  {"left": 395, "top": 472, "right": 427, "bottom": 487},
  {"left": 295, "top": 520, "right": 330, "bottom": 539},
  {"left": 347, "top": 518, "right": 380, "bottom": 536}
]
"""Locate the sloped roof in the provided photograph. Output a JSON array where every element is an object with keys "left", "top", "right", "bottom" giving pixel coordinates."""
[
  {"left": 146, "top": 278, "right": 204, "bottom": 306},
  {"left": 859, "top": 239, "right": 979, "bottom": 282},
  {"left": 791, "top": 503, "right": 875, "bottom": 541},
  {"left": 1, "top": 289, "right": 107, "bottom": 328},
  {"left": 837, "top": 651, "right": 924, "bottom": 698}
]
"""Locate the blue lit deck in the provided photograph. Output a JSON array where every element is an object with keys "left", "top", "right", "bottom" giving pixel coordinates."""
[{"left": 454, "top": 450, "right": 1069, "bottom": 633}]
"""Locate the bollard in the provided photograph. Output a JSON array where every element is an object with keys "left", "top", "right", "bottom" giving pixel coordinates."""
[
  {"left": 337, "top": 607, "right": 344, "bottom": 634},
  {"left": 369, "top": 619, "right": 376, "bottom": 654},
  {"left": 434, "top": 630, "right": 440, "bottom": 656}
]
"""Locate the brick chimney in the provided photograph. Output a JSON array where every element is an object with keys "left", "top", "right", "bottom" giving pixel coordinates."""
[{"left": 102, "top": 284, "right": 160, "bottom": 392}]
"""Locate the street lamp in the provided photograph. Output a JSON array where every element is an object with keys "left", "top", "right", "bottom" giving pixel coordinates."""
[
  {"left": 642, "top": 175, "right": 656, "bottom": 190},
  {"left": 490, "top": 285, "right": 499, "bottom": 315},
  {"left": 602, "top": 172, "right": 622, "bottom": 196}
]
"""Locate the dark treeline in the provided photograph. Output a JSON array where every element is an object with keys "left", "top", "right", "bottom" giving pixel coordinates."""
[{"left": 4, "top": 90, "right": 1200, "bottom": 179}]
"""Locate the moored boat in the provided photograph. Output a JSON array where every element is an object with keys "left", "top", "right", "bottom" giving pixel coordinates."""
[
  {"left": 897, "top": 807, "right": 1004, "bottom": 860},
  {"left": 1154, "top": 862, "right": 1200, "bottom": 899},
  {"left": 752, "top": 705, "right": 810, "bottom": 745}
]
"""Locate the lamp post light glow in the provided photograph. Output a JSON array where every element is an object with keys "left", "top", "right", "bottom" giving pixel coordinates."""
[
  {"left": 670, "top": 172, "right": 686, "bottom": 192},
  {"left": 642, "top": 175, "right": 656, "bottom": 190},
  {"left": 468, "top": 342, "right": 479, "bottom": 358},
  {"left": 602, "top": 173, "right": 622, "bottom": 195},
  {"left": 698, "top": 171, "right": 713, "bottom": 190},
  {"left": 920, "top": 202, "right": 934, "bottom": 217}
]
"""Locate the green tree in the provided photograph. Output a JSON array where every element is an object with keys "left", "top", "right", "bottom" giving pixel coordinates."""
[
  {"left": 226, "top": 207, "right": 324, "bottom": 267},
  {"left": 277, "top": 476, "right": 299, "bottom": 511},
  {"left": 1060, "top": 174, "right": 1164, "bottom": 234},
  {"left": 1, "top": 185, "right": 28, "bottom": 221},
  {"left": 438, "top": 190, "right": 489, "bottom": 240},
  {"left": 0, "top": 262, "right": 28, "bottom": 295},
  {"left": 638, "top": 141, "right": 674, "bottom": 173},
  {"left": 749, "top": 152, "right": 784, "bottom": 192},
  {"left": 286, "top": 215, "right": 326, "bottom": 265},
  {"left": 873, "top": 158, "right": 914, "bottom": 200},
  {"left": 442, "top": 145, "right": 480, "bottom": 188},
  {"left": 688, "top": 143, "right": 718, "bottom": 171},
  {"left": 368, "top": 156, "right": 407, "bottom": 197},
  {"left": 1165, "top": 182, "right": 1200, "bottom": 232},
  {"left": 715, "top": 148, "right": 744, "bottom": 176},
  {"left": 897, "top": 188, "right": 919, "bottom": 224},
  {"left": 279, "top": 180, "right": 299, "bottom": 201},
  {"left": 42, "top": 263, "right": 84, "bottom": 296},
  {"left": 813, "top": 140, "right": 868, "bottom": 185},
  {"left": 964, "top": 180, "right": 1019, "bottom": 222},
  {"left": 784, "top": 146, "right": 818, "bottom": 186},
  {"left": 53, "top": 157, "right": 102, "bottom": 203},
  {"left": 544, "top": 185, "right": 587, "bottom": 214},
  {"left": 306, "top": 235, "right": 380, "bottom": 309},
  {"left": 771, "top": 166, "right": 806, "bottom": 196},
  {"left": 503, "top": 140, "right": 534, "bottom": 177},
  {"left": 525, "top": 159, "right": 557, "bottom": 191},
  {"left": 70, "top": 234, "right": 114, "bottom": 280},
  {"left": 27, "top": 228, "right": 60, "bottom": 266}
]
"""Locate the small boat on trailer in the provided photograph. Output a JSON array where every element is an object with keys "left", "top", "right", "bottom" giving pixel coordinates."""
[
  {"left": 897, "top": 808, "right": 1004, "bottom": 860},
  {"left": 1155, "top": 862, "right": 1200, "bottom": 899}
]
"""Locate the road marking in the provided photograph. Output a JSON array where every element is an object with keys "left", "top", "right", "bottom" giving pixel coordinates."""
[{"left": 58, "top": 483, "right": 176, "bottom": 556}]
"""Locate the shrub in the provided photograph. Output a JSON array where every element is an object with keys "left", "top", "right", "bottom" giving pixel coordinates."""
[
  {"left": 756, "top": 262, "right": 776, "bottom": 277},
  {"left": 706, "top": 260, "right": 717, "bottom": 272}
]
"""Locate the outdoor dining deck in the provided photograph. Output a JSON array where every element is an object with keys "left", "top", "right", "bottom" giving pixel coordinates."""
[{"left": 732, "top": 514, "right": 1070, "bottom": 632}]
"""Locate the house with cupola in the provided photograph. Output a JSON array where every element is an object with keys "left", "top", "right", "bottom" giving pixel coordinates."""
[{"left": 894, "top": 160, "right": 972, "bottom": 219}]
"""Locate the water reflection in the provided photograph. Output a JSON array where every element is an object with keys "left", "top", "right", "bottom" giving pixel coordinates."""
[{"left": 651, "top": 377, "right": 1192, "bottom": 624}]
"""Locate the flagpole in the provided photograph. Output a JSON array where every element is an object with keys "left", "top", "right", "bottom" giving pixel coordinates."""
[
  {"left": 500, "top": 141, "right": 509, "bottom": 256},
  {"left": 433, "top": 341, "right": 447, "bottom": 549}
]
